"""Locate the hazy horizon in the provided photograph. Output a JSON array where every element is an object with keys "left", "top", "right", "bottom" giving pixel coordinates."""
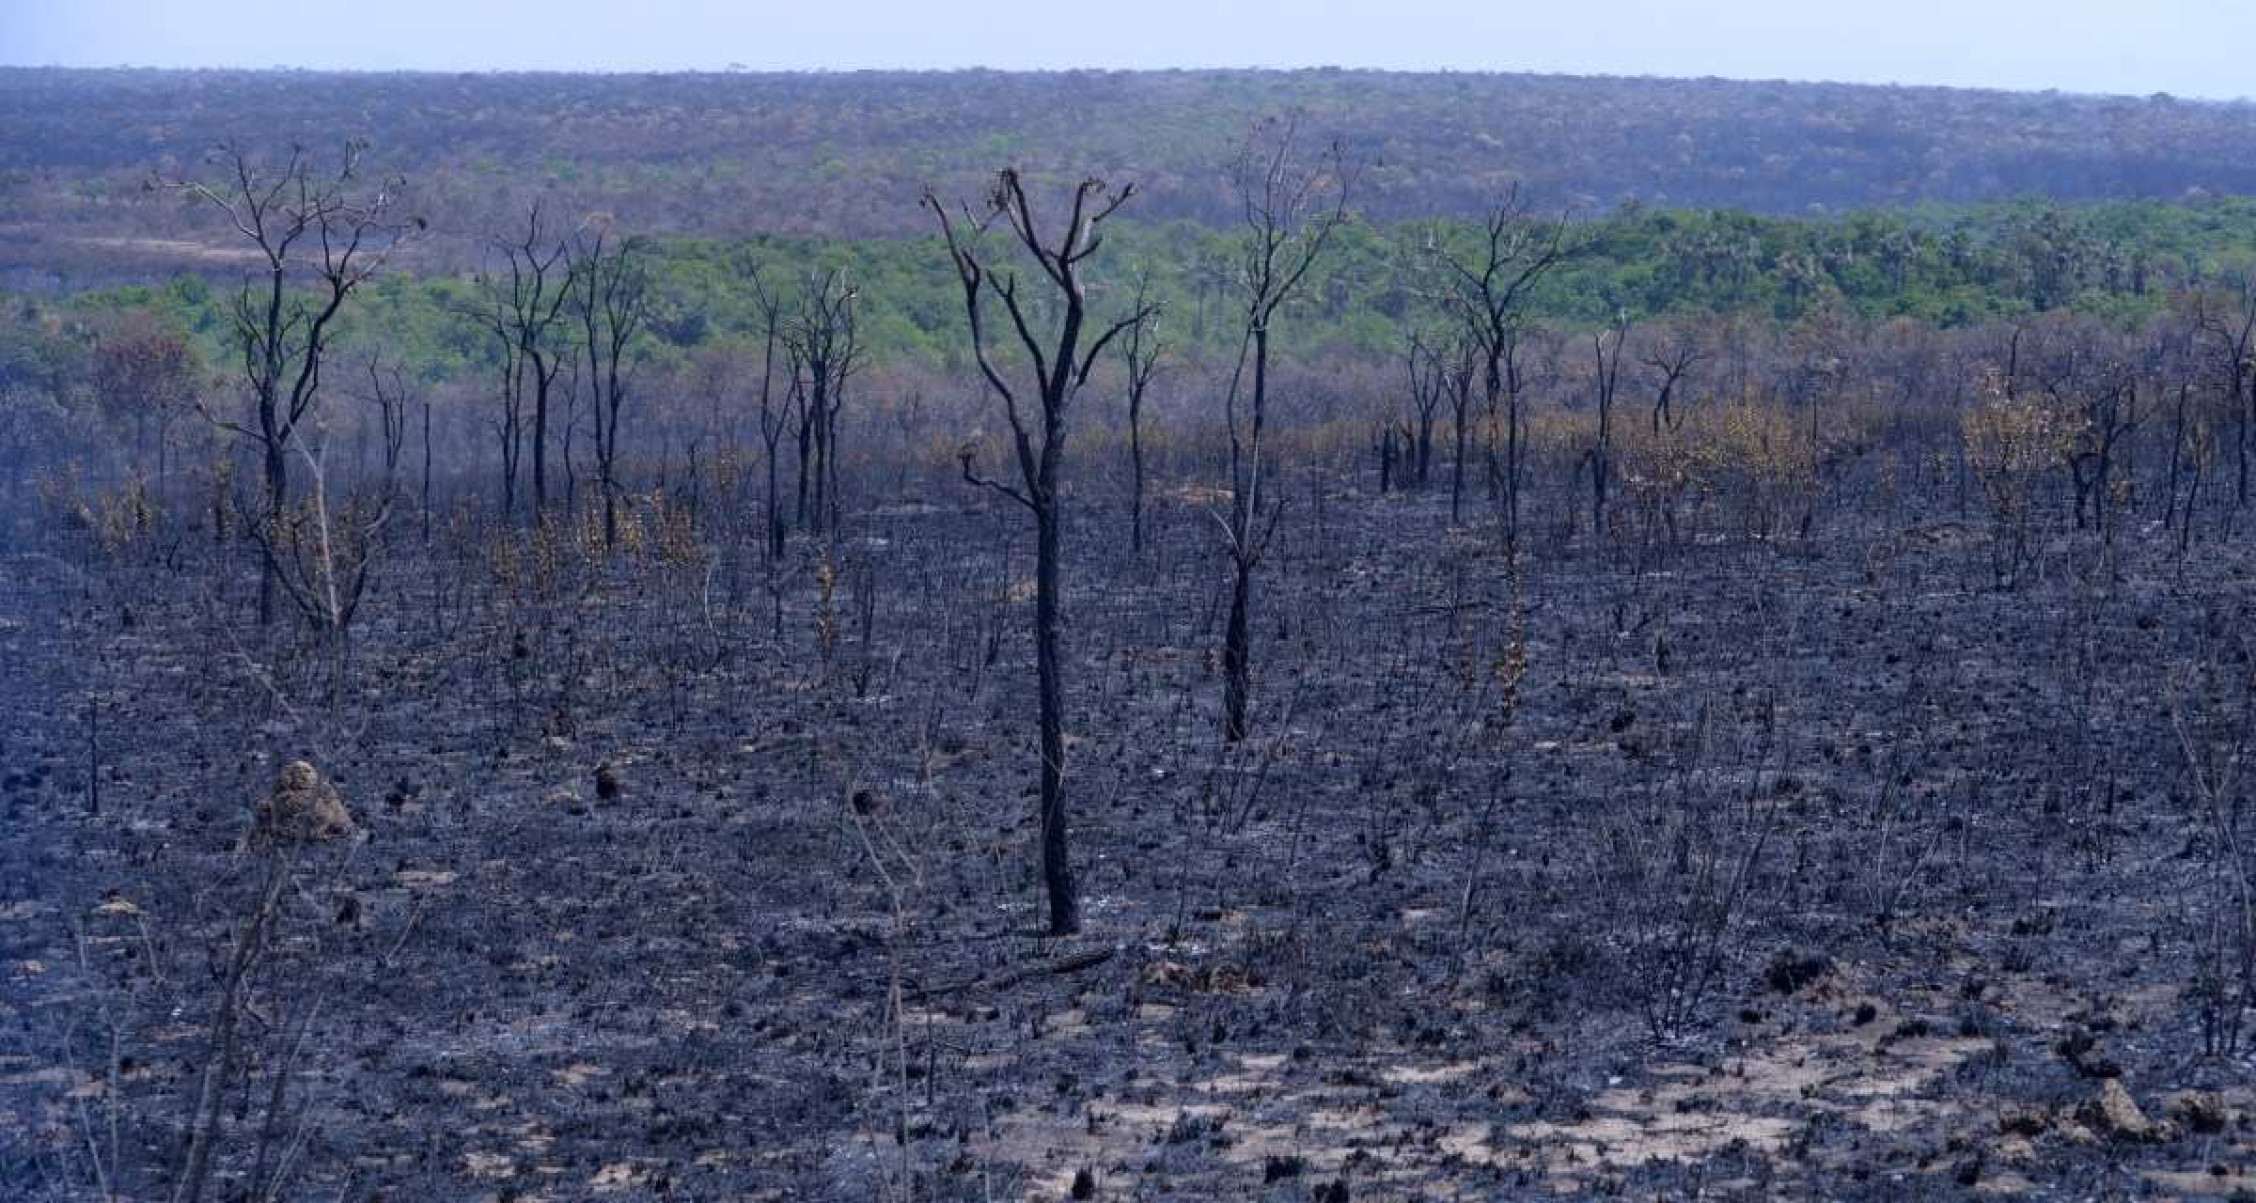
[{"left": 3, "top": 0, "right": 2252, "bottom": 102}]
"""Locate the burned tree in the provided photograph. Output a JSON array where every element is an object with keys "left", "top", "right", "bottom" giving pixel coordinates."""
[
  {"left": 747, "top": 264, "right": 792, "bottom": 561},
  {"left": 1432, "top": 186, "right": 1573, "bottom": 547},
  {"left": 238, "top": 354, "right": 410, "bottom": 712},
  {"left": 1400, "top": 329, "right": 1448, "bottom": 489},
  {"left": 2191, "top": 269, "right": 2256, "bottom": 507},
  {"left": 1590, "top": 313, "right": 1629, "bottom": 538},
  {"left": 469, "top": 200, "right": 573, "bottom": 522},
  {"left": 1118, "top": 275, "right": 1163, "bottom": 554},
  {"left": 1219, "top": 117, "right": 1351, "bottom": 744},
  {"left": 1642, "top": 321, "right": 1707, "bottom": 436},
  {"left": 1482, "top": 319, "right": 1545, "bottom": 508},
  {"left": 1442, "top": 332, "right": 1478, "bottom": 523},
  {"left": 569, "top": 222, "right": 650, "bottom": 549},
  {"left": 2027, "top": 323, "right": 2141, "bottom": 537},
  {"left": 784, "top": 268, "right": 860, "bottom": 536},
  {"left": 169, "top": 141, "right": 417, "bottom": 624},
  {"left": 924, "top": 171, "right": 1153, "bottom": 936}
]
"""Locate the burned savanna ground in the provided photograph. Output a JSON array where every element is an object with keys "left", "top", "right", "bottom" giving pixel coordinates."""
[{"left": 4, "top": 451, "right": 2255, "bottom": 1201}]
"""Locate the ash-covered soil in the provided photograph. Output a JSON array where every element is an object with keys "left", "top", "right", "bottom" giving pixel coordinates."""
[{"left": 4, "top": 487, "right": 2254, "bottom": 1200}]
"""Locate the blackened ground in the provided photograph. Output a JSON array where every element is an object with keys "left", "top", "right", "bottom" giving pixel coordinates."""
[{"left": 3, "top": 483, "right": 2254, "bottom": 1201}]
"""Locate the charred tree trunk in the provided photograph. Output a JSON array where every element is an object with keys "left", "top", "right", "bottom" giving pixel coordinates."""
[
  {"left": 1129, "top": 413, "right": 1148, "bottom": 552},
  {"left": 1119, "top": 280, "right": 1161, "bottom": 555},
  {"left": 531, "top": 366, "right": 550, "bottom": 517},
  {"left": 1221, "top": 538, "right": 1254, "bottom": 743},
  {"left": 259, "top": 442, "right": 286, "bottom": 624},
  {"left": 928, "top": 171, "right": 1152, "bottom": 936},
  {"left": 1031, "top": 496, "right": 1074, "bottom": 932},
  {"left": 1221, "top": 322, "right": 1270, "bottom": 744}
]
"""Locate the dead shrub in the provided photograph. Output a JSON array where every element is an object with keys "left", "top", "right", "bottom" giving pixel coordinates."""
[{"left": 1961, "top": 375, "right": 2076, "bottom": 586}]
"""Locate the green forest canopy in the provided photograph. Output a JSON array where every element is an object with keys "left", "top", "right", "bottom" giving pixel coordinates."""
[{"left": 15, "top": 197, "right": 2256, "bottom": 391}]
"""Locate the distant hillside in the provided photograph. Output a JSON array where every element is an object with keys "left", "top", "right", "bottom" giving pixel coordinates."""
[{"left": 4, "top": 66, "right": 2256, "bottom": 252}]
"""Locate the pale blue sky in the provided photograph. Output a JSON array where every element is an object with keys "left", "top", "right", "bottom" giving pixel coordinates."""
[{"left": 2, "top": 0, "right": 2249, "bottom": 100}]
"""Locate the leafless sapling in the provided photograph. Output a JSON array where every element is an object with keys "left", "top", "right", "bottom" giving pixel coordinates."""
[
  {"left": 1219, "top": 116, "right": 1352, "bottom": 744},
  {"left": 1118, "top": 274, "right": 1163, "bottom": 554},
  {"left": 1590, "top": 313, "right": 1629, "bottom": 538}
]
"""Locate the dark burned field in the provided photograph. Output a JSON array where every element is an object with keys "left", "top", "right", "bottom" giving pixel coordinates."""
[{"left": 4, "top": 482, "right": 2256, "bottom": 1201}]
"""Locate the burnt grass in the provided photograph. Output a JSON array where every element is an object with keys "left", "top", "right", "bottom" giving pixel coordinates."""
[{"left": 4, "top": 477, "right": 2256, "bottom": 1201}]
